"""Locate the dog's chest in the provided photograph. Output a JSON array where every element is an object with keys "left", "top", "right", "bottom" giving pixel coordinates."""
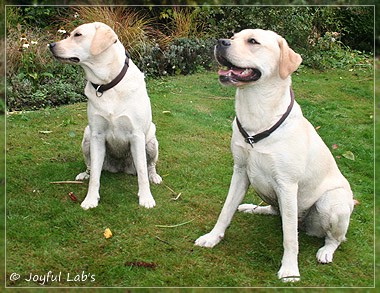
[
  {"left": 245, "top": 150, "right": 279, "bottom": 206},
  {"left": 90, "top": 107, "right": 135, "bottom": 145},
  {"left": 103, "top": 115, "right": 136, "bottom": 157}
]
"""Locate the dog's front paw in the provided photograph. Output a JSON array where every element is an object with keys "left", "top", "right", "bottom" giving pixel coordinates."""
[
  {"left": 81, "top": 196, "right": 99, "bottom": 210},
  {"left": 278, "top": 265, "right": 300, "bottom": 282},
  {"left": 139, "top": 194, "right": 156, "bottom": 209},
  {"left": 149, "top": 173, "right": 162, "bottom": 185},
  {"left": 76, "top": 171, "right": 90, "bottom": 181},
  {"left": 195, "top": 232, "right": 223, "bottom": 248},
  {"left": 316, "top": 246, "right": 334, "bottom": 264}
]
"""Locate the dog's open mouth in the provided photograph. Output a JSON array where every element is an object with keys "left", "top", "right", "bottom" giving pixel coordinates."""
[
  {"left": 218, "top": 67, "right": 261, "bottom": 82},
  {"left": 216, "top": 55, "right": 261, "bottom": 84},
  {"left": 53, "top": 55, "right": 80, "bottom": 63}
]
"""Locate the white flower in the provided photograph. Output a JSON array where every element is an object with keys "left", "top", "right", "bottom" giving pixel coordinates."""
[
  {"left": 58, "top": 29, "right": 66, "bottom": 34},
  {"left": 31, "top": 41, "right": 38, "bottom": 45},
  {"left": 22, "top": 43, "right": 30, "bottom": 49},
  {"left": 20, "top": 37, "right": 27, "bottom": 41}
]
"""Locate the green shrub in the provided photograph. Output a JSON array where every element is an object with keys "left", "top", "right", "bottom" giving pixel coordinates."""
[
  {"left": 7, "top": 71, "right": 86, "bottom": 111},
  {"left": 137, "top": 43, "right": 167, "bottom": 77},
  {"left": 137, "top": 38, "right": 216, "bottom": 77},
  {"left": 197, "top": 6, "right": 373, "bottom": 69},
  {"left": 303, "top": 30, "right": 373, "bottom": 70},
  {"left": 163, "top": 38, "right": 216, "bottom": 75},
  {"left": 5, "top": 6, "right": 373, "bottom": 111}
]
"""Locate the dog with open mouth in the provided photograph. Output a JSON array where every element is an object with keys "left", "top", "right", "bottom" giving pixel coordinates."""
[{"left": 195, "top": 29, "right": 355, "bottom": 282}]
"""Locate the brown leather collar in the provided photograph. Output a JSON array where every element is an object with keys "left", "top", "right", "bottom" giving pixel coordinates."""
[{"left": 91, "top": 50, "right": 130, "bottom": 97}]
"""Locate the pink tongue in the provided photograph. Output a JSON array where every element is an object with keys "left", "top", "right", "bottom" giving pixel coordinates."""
[{"left": 218, "top": 68, "right": 250, "bottom": 77}]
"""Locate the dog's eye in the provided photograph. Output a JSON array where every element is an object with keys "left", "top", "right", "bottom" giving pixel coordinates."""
[
  {"left": 74, "top": 33, "right": 82, "bottom": 37},
  {"left": 248, "top": 38, "right": 259, "bottom": 45}
]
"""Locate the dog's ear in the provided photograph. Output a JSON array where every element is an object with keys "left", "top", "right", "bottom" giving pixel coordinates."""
[
  {"left": 90, "top": 23, "right": 118, "bottom": 56},
  {"left": 278, "top": 37, "right": 302, "bottom": 79}
]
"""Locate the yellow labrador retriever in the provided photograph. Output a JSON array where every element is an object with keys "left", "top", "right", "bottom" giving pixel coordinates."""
[
  {"left": 195, "top": 29, "right": 354, "bottom": 282},
  {"left": 49, "top": 22, "right": 162, "bottom": 209}
]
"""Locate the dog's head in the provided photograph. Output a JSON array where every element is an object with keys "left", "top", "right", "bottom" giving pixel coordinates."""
[
  {"left": 215, "top": 29, "right": 302, "bottom": 87},
  {"left": 49, "top": 22, "right": 118, "bottom": 64}
]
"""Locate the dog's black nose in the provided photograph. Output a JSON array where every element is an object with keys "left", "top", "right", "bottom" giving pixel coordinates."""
[
  {"left": 48, "top": 43, "right": 56, "bottom": 51},
  {"left": 218, "top": 39, "right": 231, "bottom": 47}
]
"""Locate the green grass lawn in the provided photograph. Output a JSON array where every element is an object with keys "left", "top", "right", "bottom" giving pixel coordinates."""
[{"left": 5, "top": 68, "right": 374, "bottom": 288}]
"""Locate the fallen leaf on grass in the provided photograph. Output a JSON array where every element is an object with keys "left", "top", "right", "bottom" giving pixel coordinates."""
[
  {"left": 342, "top": 151, "right": 355, "bottom": 161},
  {"left": 353, "top": 199, "right": 360, "bottom": 206},
  {"left": 104, "top": 228, "right": 113, "bottom": 239},
  {"left": 68, "top": 192, "right": 78, "bottom": 202},
  {"left": 39, "top": 130, "right": 52, "bottom": 134},
  {"left": 332, "top": 144, "right": 339, "bottom": 150}
]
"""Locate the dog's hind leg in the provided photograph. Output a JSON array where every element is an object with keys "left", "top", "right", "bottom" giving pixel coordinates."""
[
  {"left": 304, "top": 188, "right": 353, "bottom": 264},
  {"left": 146, "top": 123, "right": 162, "bottom": 185},
  {"left": 76, "top": 126, "right": 91, "bottom": 181}
]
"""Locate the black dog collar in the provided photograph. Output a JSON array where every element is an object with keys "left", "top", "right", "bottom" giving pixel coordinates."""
[
  {"left": 236, "top": 88, "right": 295, "bottom": 147},
  {"left": 91, "top": 50, "right": 130, "bottom": 97}
]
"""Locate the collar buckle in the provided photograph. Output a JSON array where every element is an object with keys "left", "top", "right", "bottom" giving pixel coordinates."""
[
  {"left": 95, "top": 86, "right": 103, "bottom": 97},
  {"left": 245, "top": 136, "right": 256, "bottom": 147}
]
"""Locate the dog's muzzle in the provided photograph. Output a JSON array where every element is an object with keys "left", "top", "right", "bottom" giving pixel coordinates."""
[
  {"left": 49, "top": 43, "right": 80, "bottom": 63},
  {"left": 215, "top": 39, "right": 261, "bottom": 85}
]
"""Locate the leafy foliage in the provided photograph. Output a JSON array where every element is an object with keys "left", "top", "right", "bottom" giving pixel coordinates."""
[
  {"left": 138, "top": 38, "right": 216, "bottom": 76},
  {"left": 5, "top": 6, "right": 374, "bottom": 111},
  {"left": 7, "top": 71, "right": 85, "bottom": 111}
]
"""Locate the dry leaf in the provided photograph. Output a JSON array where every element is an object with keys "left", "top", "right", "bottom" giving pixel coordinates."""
[
  {"left": 104, "top": 228, "right": 113, "bottom": 239},
  {"left": 332, "top": 144, "right": 338, "bottom": 150},
  {"left": 68, "top": 192, "right": 78, "bottom": 202}
]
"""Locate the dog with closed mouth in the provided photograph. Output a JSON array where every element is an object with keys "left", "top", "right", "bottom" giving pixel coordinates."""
[
  {"left": 195, "top": 29, "right": 355, "bottom": 282},
  {"left": 49, "top": 22, "right": 162, "bottom": 210}
]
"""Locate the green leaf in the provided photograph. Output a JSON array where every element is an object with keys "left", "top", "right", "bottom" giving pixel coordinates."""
[
  {"left": 342, "top": 151, "right": 355, "bottom": 161},
  {"left": 28, "top": 72, "right": 38, "bottom": 80}
]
